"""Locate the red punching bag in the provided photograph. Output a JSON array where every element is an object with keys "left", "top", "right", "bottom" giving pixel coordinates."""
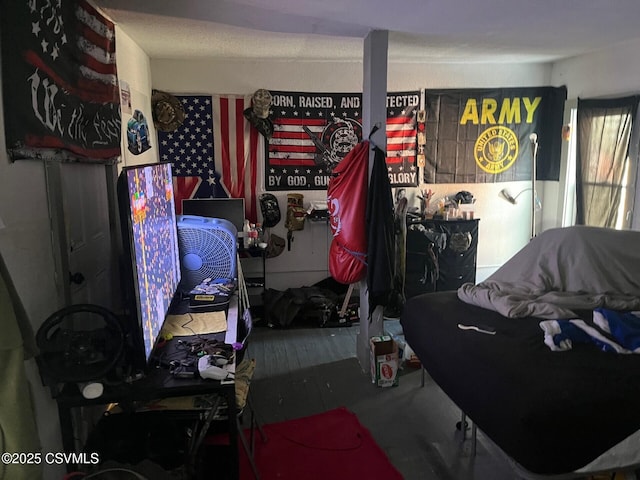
[{"left": 327, "top": 141, "right": 369, "bottom": 284}]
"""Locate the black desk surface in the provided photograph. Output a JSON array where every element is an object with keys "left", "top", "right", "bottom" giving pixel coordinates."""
[
  {"left": 53, "top": 295, "right": 240, "bottom": 407},
  {"left": 53, "top": 296, "right": 241, "bottom": 478},
  {"left": 54, "top": 350, "right": 233, "bottom": 407}
]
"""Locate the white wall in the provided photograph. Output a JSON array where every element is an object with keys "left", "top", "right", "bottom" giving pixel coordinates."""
[
  {"left": 150, "top": 58, "right": 552, "bottom": 286},
  {"left": 116, "top": 28, "right": 160, "bottom": 169},
  {"left": 552, "top": 38, "right": 640, "bottom": 99},
  {"left": 0, "top": 35, "right": 67, "bottom": 480}
]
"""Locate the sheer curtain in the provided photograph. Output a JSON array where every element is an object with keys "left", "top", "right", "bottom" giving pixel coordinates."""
[{"left": 576, "top": 96, "right": 639, "bottom": 228}]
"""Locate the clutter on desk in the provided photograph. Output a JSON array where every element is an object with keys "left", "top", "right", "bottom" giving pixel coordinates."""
[
  {"left": 161, "top": 311, "right": 227, "bottom": 337},
  {"left": 187, "top": 277, "right": 236, "bottom": 312},
  {"left": 158, "top": 337, "right": 235, "bottom": 380},
  {"left": 198, "top": 355, "right": 235, "bottom": 380}
]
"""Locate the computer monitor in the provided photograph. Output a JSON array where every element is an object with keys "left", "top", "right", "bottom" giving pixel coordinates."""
[
  {"left": 117, "top": 162, "right": 181, "bottom": 372},
  {"left": 182, "top": 198, "right": 246, "bottom": 233}
]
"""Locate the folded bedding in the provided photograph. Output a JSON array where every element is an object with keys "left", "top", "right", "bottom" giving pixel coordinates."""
[{"left": 458, "top": 226, "right": 640, "bottom": 319}]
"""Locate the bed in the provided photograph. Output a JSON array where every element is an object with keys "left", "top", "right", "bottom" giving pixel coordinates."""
[{"left": 400, "top": 226, "right": 640, "bottom": 478}]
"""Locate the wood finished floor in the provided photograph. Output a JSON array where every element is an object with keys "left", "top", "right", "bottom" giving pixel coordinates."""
[{"left": 245, "top": 321, "right": 523, "bottom": 480}]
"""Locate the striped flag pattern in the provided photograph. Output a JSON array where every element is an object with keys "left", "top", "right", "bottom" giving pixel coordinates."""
[
  {"left": 73, "top": 1, "right": 118, "bottom": 94},
  {"left": 1, "top": 0, "right": 121, "bottom": 161},
  {"left": 270, "top": 118, "right": 328, "bottom": 167},
  {"left": 266, "top": 90, "right": 419, "bottom": 190},
  {"left": 213, "top": 95, "right": 262, "bottom": 223},
  {"left": 386, "top": 110, "right": 418, "bottom": 166},
  {"left": 157, "top": 94, "right": 262, "bottom": 222}
]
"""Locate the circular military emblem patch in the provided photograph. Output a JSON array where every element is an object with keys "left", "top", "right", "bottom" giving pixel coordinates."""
[
  {"left": 321, "top": 118, "right": 362, "bottom": 160},
  {"left": 474, "top": 126, "right": 519, "bottom": 174}
]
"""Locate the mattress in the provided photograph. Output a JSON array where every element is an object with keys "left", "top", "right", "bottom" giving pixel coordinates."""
[{"left": 400, "top": 291, "right": 640, "bottom": 476}]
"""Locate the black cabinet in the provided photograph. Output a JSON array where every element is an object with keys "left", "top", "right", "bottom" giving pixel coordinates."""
[{"left": 405, "top": 218, "right": 479, "bottom": 298}]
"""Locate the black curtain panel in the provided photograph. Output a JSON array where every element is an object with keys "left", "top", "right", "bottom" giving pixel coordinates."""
[{"left": 576, "top": 96, "right": 639, "bottom": 227}]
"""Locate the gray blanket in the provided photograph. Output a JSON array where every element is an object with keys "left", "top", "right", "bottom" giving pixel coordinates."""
[{"left": 457, "top": 226, "right": 640, "bottom": 319}]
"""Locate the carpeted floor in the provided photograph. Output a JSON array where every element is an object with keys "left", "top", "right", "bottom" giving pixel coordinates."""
[
  {"left": 237, "top": 407, "right": 403, "bottom": 480},
  {"left": 244, "top": 326, "right": 518, "bottom": 480}
]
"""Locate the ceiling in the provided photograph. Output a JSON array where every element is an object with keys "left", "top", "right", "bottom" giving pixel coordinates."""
[{"left": 93, "top": 0, "right": 640, "bottom": 64}]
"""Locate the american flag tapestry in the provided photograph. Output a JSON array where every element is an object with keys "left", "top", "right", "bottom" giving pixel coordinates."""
[
  {"left": 423, "top": 87, "right": 567, "bottom": 183},
  {"left": 157, "top": 94, "right": 263, "bottom": 222},
  {"left": 1, "top": 0, "right": 121, "bottom": 162},
  {"left": 266, "top": 90, "right": 419, "bottom": 190}
]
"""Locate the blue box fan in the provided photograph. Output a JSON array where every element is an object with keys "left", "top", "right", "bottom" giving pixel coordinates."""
[{"left": 176, "top": 215, "right": 238, "bottom": 293}]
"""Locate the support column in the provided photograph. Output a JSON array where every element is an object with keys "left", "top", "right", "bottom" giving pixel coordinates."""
[{"left": 357, "top": 30, "right": 388, "bottom": 371}]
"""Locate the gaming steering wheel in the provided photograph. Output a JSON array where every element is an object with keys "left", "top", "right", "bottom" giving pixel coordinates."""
[{"left": 36, "top": 304, "right": 125, "bottom": 383}]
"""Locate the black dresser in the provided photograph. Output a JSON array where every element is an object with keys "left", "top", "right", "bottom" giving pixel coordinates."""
[{"left": 405, "top": 218, "right": 479, "bottom": 298}]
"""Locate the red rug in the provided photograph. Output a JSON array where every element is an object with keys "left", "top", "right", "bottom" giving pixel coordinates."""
[{"left": 239, "top": 407, "right": 403, "bottom": 480}]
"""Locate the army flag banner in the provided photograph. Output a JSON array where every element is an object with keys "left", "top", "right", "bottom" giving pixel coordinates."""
[
  {"left": 423, "top": 87, "right": 567, "bottom": 183},
  {"left": 266, "top": 90, "right": 419, "bottom": 190}
]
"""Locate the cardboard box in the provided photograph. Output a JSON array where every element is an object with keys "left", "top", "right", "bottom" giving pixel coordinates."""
[{"left": 370, "top": 336, "right": 399, "bottom": 387}]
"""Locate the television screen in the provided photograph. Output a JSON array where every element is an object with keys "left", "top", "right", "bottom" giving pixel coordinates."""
[
  {"left": 118, "top": 162, "right": 181, "bottom": 369},
  {"left": 182, "top": 198, "right": 245, "bottom": 233}
]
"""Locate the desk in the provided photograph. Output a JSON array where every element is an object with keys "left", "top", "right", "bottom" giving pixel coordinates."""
[{"left": 52, "top": 298, "right": 241, "bottom": 479}]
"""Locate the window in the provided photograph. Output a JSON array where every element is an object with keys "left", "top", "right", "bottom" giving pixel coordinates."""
[
  {"left": 575, "top": 96, "right": 639, "bottom": 229},
  {"left": 562, "top": 108, "right": 578, "bottom": 227}
]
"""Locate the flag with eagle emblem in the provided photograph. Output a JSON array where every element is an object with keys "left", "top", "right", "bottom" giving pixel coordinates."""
[{"left": 423, "top": 87, "right": 567, "bottom": 183}]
